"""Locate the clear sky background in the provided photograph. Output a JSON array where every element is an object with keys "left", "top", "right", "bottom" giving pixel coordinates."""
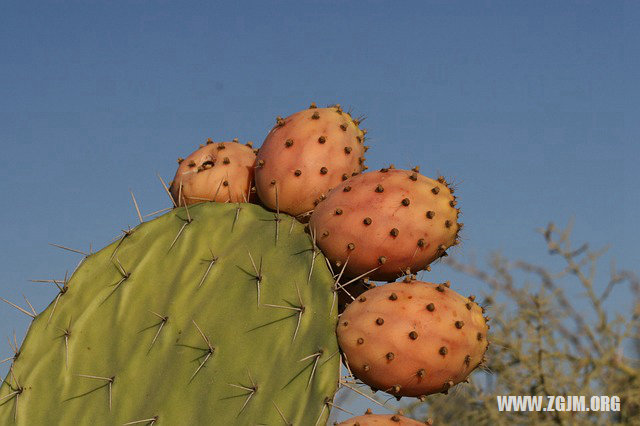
[{"left": 1, "top": 1, "right": 638, "bottom": 423}]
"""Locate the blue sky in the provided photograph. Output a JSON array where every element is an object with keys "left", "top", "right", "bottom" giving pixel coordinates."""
[{"left": 1, "top": 1, "right": 638, "bottom": 422}]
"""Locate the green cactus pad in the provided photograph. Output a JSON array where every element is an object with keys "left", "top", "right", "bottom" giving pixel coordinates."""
[{"left": 0, "top": 202, "right": 340, "bottom": 425}]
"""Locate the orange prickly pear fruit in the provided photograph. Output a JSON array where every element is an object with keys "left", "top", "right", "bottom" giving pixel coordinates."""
[
  {"left": 255, "top": 103, "right": 367, "bottom": 217},
  {"left": 310, "top": 168, "right": 460, "bottom": 281},
  {"left": 337, "top": 280, "right": 488, "bottom": 399},
  {"left": 170, "top": 139, "right": 256, "bottom": 205}
]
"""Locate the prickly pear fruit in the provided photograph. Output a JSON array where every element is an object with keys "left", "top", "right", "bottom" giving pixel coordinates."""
[
  {"left": 337, "top": 281, "right": 488, "bottom": 398},
  {"left": 169, "top": 139, "right": 256, "bottom": 205},
  {"left": 337, "top": 413, "right": 429, "bottom": 425},
  {"left": 310, "top": 168, "right": 460, "bottom": 281},
  {"left": 0, "top": 203, "right": 340, "bottom": 425},
  {"left": 255, "top": 103, "right": 367, "bottom": 217}
]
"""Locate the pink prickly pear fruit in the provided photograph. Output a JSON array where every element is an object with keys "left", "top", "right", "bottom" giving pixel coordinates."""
[
  {"left": 254, "top": 103, "right": 367, "bottom": 217},
  {"left": 309, "top": 168, "right": 460, "bottom": 281},
  {"left": 169, "top": 139, "right": 256, "bottom": 206},
  {"left": 337, "top": 412, "right": 430, "bottom": 425},
  {"left": 337, "top": 280, "right": 489, "bottom": 399}
]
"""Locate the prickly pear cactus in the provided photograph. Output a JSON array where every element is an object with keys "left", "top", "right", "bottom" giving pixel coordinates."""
[{"left": 0, "top": 202, "right": 340, "bottom": 425}]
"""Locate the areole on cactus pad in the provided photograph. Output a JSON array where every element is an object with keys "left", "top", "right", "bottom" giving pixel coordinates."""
[{"left": 0, "top": 203, "right": 340, "bottom": 425}]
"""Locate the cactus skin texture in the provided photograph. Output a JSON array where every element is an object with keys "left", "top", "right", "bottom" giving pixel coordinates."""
[
  {"left": 169, "top": 140, "right": 256, "bottom": 205},
  {"left": 310, "top": 168, "right": 460, "bottom": 281},
  {"left": 255, "top": 104, "right": 367, "bottom": 217},
  {"left": 337, "top": 281, "right": 488, "bottom": 399},
  {"left": 0, "top": 203, "right": 340, "bottom": 425},
  {"left": 337, "top": 413, "right": 430, "bottom": 425}
]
